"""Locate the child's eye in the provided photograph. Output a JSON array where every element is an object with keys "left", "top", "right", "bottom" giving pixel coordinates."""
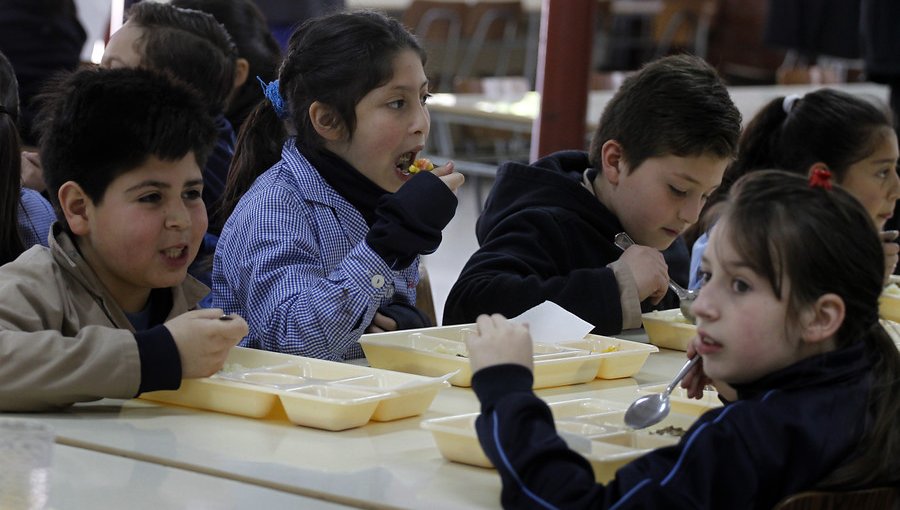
[
  {"left": 696, "top": 270, "right": 710, "bottom": 287},
  {"left": 388, "top": 99, "right": 405, "bottom": 109},
  {"left": 669, "top": 185, "right": 687, "bottom": 197},
  {"left": 421, "top": 93, "right": 432, "bottom": 106},
  {"left": 731, "top": 279, "right": 750, "bottom": 293},
  {"left": 138, "top": 193, "right": 161, "bottom": 204},
  {"left": 183, "top": 189, "right": 202, "bottom": 201}
]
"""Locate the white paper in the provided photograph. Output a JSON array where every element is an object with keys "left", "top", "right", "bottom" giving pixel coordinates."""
[{"left": 509, "top": 301, "right": 594, "bottom": 344}]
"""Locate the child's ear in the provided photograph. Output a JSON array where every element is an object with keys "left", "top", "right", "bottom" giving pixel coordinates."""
[
  {"left": 308, "top": 101, "right": 345, "bottom": 141},
  {"left": 57, "top": 181, "right": 92, "bottom": 236},
  {"left": 800, "top": 293, "right": 845, "bottom": 344},
  {"left": 600, "top": 140, "right": 625, "bottom": 185},
  {"left": 233, "top": 58, "right": 250, "bottom": 89}
]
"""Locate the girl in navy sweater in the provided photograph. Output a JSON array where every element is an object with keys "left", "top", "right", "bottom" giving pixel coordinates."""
[{"left": 466, "top": 170, "right": 900, "bottom": 509}]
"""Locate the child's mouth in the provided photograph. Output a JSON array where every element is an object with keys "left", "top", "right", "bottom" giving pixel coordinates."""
[
  {"left": 696, "top": 334, "right": 722, "bottom": 355},
  {"left": 161, "top": 246, "right": 189, "bottom": 267},
  {"left": 396, "top": 152, "right": 416, "bottom": 176}
]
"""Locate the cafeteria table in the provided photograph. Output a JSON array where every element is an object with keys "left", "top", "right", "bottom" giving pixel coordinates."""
[{"left": 11, "top": 342, "right": 692, "bottom": 509}]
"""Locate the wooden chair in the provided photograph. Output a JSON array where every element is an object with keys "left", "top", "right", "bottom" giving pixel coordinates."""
[
  {"left": 653, "top": 0, "right": 718, "bottom": 59},
  {"left": 401, "top": 1, "right": 467, "bottom": 92},
  {"left": 416, "top": 262, "right": 438, "bottom": 327},
  {"left": 772, "top": 486, "right": 900, "bottom": 510}
]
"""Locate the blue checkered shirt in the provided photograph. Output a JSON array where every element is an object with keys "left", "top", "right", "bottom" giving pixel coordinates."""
[
  {"left": 18, "top": 188, "right": 54, "bottom": 248},
  {"left": 211, "top": 138, "right": 419, "bottom": 360}
]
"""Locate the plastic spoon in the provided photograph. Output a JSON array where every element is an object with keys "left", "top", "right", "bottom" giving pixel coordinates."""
[
  {"left": 613, "top": 232, "right": 697, "bottom": 322},
  {"left": 623, "top": 356, "right": 699, "bottom": 429}
]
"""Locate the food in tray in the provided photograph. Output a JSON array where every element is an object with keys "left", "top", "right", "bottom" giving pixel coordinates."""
[
  {"left": 407, "top": 157, "right": 434, "bottom": 174},
  {"left": 598, "top": 345, "right": 619, "bottom": 353},
  {"left": 645, "top": 310, "right": 692, "bottom": 324},
  {"left": 650, "top": 425, "right": 687, "bottom": 437},
  {"left": 884, "top": 283, "right": 900, "bottom": 297},
  {"left": 217, "top": 363, "right": 250, "bottom": 375}
]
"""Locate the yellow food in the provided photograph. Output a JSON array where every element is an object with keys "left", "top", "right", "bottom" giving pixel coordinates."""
[
  {"left": 599, "top": 345, "right": 619, "bottom": 353},
  {"left": 408, "top": 158, "right": 434, "bottom": 174},
  {"left": 883, "top": 283, "right": 900, "bottom": 298}
]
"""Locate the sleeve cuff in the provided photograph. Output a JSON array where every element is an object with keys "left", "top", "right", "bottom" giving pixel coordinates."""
[
  {"left": 471, "top": 364, "right": 534, "bottom": 411},
  {"left": 134, "top": 324, "right": 182, "bottom": 395},
  {"left": 608, "top": 258, "right": 642, "bottom": 329}
]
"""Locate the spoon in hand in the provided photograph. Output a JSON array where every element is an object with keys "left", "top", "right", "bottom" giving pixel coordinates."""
[
  {"left": 613, "top": 232, "right": 697, "bottom": 322},
  {"left": 624, "top": 356, "right": 700, "bottom": 429}
]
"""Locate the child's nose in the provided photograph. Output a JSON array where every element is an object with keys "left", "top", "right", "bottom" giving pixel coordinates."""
[
  {"left": 165, "top": 203, "right": 191, "bottom": 229},
  {"left": 678, "top": 196, "right": 704, "bottom": 225},
  {"left": 690, "top": 284, "right": 715, "bottom": 321},
  {"left": 412, "top": 102, "right": 429, "bottom": 136}
]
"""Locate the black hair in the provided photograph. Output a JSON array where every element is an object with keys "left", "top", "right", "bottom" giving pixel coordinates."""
[
  {"left": 170, "top": 0, "right": 282, "bottom": 133},
  {"left": 0, "top": 49, "right": 25, "bottom": 264},
  {"left": 686, "top": 89, "right": 895, "bottom": 248},
  {"left": 219, "top": 10, "right": 425, "bottom": 225},
  {"left": 588, "top": 54, "right": 741, "bottom": 173},
  {"left": 722, "top": 170, "right": 900, "bottom": 488},
  {"left": 35, "top": 67, "right": 217, "bottom": 229},
  {"left": 127, "top": 1, "right": 238, "bottom": 115}
]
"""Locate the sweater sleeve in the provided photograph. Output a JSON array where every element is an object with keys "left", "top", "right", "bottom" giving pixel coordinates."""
[
  {"left": 366, "top": 171, "right": 458, "bottom": 270},
  {"left": 134, "top": 325, "right": 182, "bottom": 394}
]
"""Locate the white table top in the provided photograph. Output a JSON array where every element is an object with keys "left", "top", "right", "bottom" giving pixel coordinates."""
[
  {"left": 12, "top": 344, "right": 690, "bottom": 509},
  {"left": 50, "top": 444, "right": 353, "bottom": 509}
]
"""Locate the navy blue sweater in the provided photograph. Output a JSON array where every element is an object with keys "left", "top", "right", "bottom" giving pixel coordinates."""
[
  {"left": 472, "top": 342, "right": 875, "bottom": 509},
  {"left": 443, "top": 150, "right": 687, "bottom": 334}
]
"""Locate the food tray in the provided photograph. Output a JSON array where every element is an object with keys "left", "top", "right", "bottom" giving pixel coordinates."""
[
  {"left": 421, "top": 397, "right": 704, "bottom": 482},
  {"left": 560, "top": 335, "right": 658, "bottom": 379},
  {"left": 635, "top": 384, "right": 722, "bottom": 417},
  {"left": 641, "top": 308, "right": 697, "bottom": 351},
  {"left": 879, "top": 278, "right": 900, "bottom": 322},
  {"left": 141, "top": 346, "right": 449, "bottom": 431},
  {"left": 359, "top": 324, "right": 606, "bottom": 388}
]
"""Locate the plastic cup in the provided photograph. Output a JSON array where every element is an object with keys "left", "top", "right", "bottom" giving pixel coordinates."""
[{"left": 0, "top": 419, "right": 54, "bottom": 510}]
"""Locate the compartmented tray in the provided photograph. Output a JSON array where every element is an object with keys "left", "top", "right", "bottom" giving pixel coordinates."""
[
  {"left": 879, "top": 277, "right": 900, "bottom": 322},
  {"left": 141, "top": 346, "right": 450, "bottom": 431},
  {"left": 641, "top": 308, "right": 697, "bottom": 351},
  {"left": 421, "top": 396, "right": 712, "bottom": 483},
  {"left": 360, "top": 325, "right": 655, "bottom": 388}
]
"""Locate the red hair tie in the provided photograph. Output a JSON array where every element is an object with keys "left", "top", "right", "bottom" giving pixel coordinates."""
[{"left": 809, "top": 167, "right": 833, "bottom": 190}]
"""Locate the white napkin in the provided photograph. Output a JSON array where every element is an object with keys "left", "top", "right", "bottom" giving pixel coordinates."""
[{"left": 509, "top": 301, "right": 594, "bottom": 344}]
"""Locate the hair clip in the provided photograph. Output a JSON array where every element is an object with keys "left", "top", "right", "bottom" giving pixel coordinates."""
[
  {"left": 809, "top": 167, "right": 833, "bottom": 190},
  {"left": 257, "top": 77, "right": 288, "bottom": 119},
  {"left": 782, "top": 94, "right": 801, "bottom": 114}
]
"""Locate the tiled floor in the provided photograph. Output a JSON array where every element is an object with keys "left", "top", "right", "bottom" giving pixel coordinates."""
[{"left": 422, "top": 176, "right": 491, "bottom": 324}]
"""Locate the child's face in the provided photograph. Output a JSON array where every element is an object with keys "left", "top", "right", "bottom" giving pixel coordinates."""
[
  {"left": 837, "top": 128, "right": 900, "bottom": 230},
  {"left": 326, "top": 49, "right": 430, "bottom": 192},
  {"left": 690, "top": 221, "right": 811, "bottom": 385},
  {"left": 72, "top": 154, "right": 206, "bottom": 312},
  {"left": 608, "top": 153, "right": 727, "bottom": 250},
  {"left": 100, "top": 22, "right": 144, "bottom": 69}
]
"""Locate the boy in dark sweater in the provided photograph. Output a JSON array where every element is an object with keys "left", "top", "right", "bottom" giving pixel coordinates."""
[{"left": 443, "top": 55, "right": 741, "bottom": 334}]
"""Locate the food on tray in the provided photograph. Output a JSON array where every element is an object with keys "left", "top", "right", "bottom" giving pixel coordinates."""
[
  {"left": 884, "top": 283, "right": 900, "bottom": 297},
  {"left": 433, "top": 343, "right": 468, "bottom": 357},
  {"left": 407, "top": 158, "right": 434, "bottom": 174},
  {"left": 599, "top": 345, "right": 619, "bottom": 353},
  {"left": 646, "top": 310, "right": 692, "bottom": 324},
  {"left": 217, "top": 363, "right": 249, "bottom": 375},
  {"left": 650, "top": 425, "right": 687, "bottom": 437}
]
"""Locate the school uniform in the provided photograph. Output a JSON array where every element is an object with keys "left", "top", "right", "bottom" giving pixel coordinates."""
[
  {"left": 472, "top": 342, "right": 874, "bottom": 509},
  {"left": 212, "top": 138, "right": 456, "bottom": 361},
  {"left": 0, "top": 225, "right": 206, "bottom": 411},
  {"left": 443, "top": 150, "right": 685, "bottom": 334},
  {"left": 17, "top": 187, "right": 54, "bottom": 248}
]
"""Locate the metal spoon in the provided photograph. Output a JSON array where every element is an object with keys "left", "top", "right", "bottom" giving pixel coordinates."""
[
  {"left": 624, "top": 356, "right": 700, "bottom": 429},
  {"left": 613, "top": 232, "right": 698, "bottom": 322}
]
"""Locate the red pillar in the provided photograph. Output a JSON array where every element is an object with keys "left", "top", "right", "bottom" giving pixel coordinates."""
[{"left": 531, "top": 0, "right": 597, "bottom": 161}]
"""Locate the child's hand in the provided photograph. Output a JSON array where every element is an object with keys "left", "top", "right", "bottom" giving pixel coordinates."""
[
  {"left": 365, "top": 312, "right": 398, "bottom": 334},
  {"left": 618, "top": 245, "right": 669, "bottom": 303},
  {"left": 165, "top": 309, "right": 248, "bottom": 378},
  {"left": 682, "top": 341, "right": 737, "bottom": 401},
  {"left": 431, "top": 160, "right": 465, "bottom": 194},
  {"left": 465, "top": 314, "right": 534, "bottom": 373},
  {"left": 881, "top": 230, "right": 898, "bottom": 282}
]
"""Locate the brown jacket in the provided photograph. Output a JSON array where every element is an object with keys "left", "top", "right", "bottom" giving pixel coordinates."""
[{"left": 0, "top": 226, "right": 207, "bottom": 411}]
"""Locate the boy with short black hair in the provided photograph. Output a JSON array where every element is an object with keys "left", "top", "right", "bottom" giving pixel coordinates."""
[
  {"left": 0, "top": 67, "right": 247, "bottom": 411},
  {"left": 444, "top": 55, "right": 741, "bottom": 334}
]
